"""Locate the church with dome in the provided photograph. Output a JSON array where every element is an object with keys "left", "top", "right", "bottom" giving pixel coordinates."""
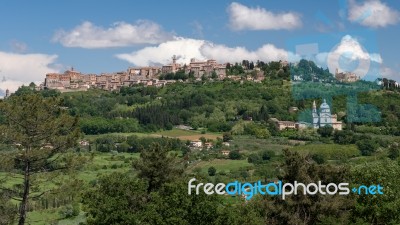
[{"left": 312, "top": 99, "right": 342, "bottom": 130}]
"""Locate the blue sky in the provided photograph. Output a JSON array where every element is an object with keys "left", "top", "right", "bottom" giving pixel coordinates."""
[{"left": 0, "top": 0, "right": 399, "bottom": 93}]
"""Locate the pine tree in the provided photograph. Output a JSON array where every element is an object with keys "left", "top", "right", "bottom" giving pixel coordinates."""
[
  {"left": 0, "top": 94, "right": 79, "bottom": 225},
  {"left": 133, "top": 143, "right": 183, "bottom": 192}
]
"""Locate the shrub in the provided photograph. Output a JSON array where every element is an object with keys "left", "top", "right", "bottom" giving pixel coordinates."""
[
  {"left": 261, "top": 150, "right": 275, "bottom": 161},
  {"left": 388, "top": 143, "right": 400, "bottom": 160},
  {"left": 229, "top": 150, "right": 241, "bottom": 160},
  {"left": 111, "top": 164, "right": 118, "bottom": 169},
  {"left": 356, "top": 139, "right": 378, "bottom": 156},
  {"left": 333, "top": 130, "right": 355, "bottom": 144},
  {"left": 59, "top": 203, "right": 80, "bottom": 218},
  {"left": 223, "top": 132, "right": 233, "bottom": 142},
  {"left": 208, "top": 166, "right": 216, "bottom": 176},
  {"left": 247, "top": 153, "right": 262, "bottom": 164},
  {"left": 317, "top": 126, "right": 334, "bottom": 137},
  {"left": 311, "top": 153, "right": 326, "bottom": 164}
]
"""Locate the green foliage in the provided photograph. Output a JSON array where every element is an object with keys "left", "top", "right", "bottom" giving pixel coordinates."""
[
  {"left": 0, "top": 191, "right": 17, "bottom": 225},
  {"left": 228, "top": 150, "right": 241, "bottom": 160},
  {"left": 356, "top": 138, "right": 378, "bottom": 156},
  {"left": 222, "top": 132, "right": 232, "bottom": 142},
  {"left": 56, "top": 79, "right": 298, "bottom": 134},
  {"left": 351, "top": 160, "right": 400, "bottom": 224},
  {"left": 388, "top": 143, "right": 400, "bottom": 160},
  {"left": 83, "top": 166, "right": 252, "bottom": 225},
  {"left": 0, "top": 93, "right": 80, "bottom": 225},
  {"left": 111, "top": 164, "right": 118, "bottom": 169},
  {"left": 208, "top": 166, "right": 216, "bottom": 176},
  {"left": 133, "top": 143, "right": 183, "bottom": 192},
  {"left": 80, "top": 117, "right": 140, "bottom": 134},
  {"left": 291, "top": 59, "right": 334, "bottom": 82},
  {"left": 292, "top": 144, "right": 360, "bottom": 160},
  {"left": 311, "top": 153, "right": 326, "bottom": 164},
  {"left": 262, "top": 149, "right": 355, "bottom": 225},
  {"left": 159, "top": 70, "right": 189, "bottom": 81},
  {"left": 142, "top": 179, "right": 224, "bottom": 225},
  {"left": 13, "top": 85, "right": 61, "bottom": 98},
  {"left": 59, "top": 203, "right": 80, "bottom": 219},
  {"left": 333, "top": 130, "right": 356, "bottom": 144},
  {"left": 242, "top": 122, "right": 271, "bottom": 139},
  {"left": 226, "top": 63, "right": 244, "bottom": 75},
  {"left": 124, "top": 135, "right": 186, "bottom": 153},
  {"left": 281, "top": 128, "right": 320, "bottom": 141},
  {"left": 82, "top": 172, "right": 148, "bottom": 225},
  {"left": 247, "top": 153, "right": 262, "bottom": 164},
  {"left": 261, "top": 150, "right": 275, "bottom": 161},
  {"left": 317, "top": 126, "right": 334, "bottom": 137}
]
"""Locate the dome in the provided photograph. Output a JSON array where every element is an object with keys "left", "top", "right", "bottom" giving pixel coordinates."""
[{"left": 320, "top": 99, "right": 330, "bottom": 110}]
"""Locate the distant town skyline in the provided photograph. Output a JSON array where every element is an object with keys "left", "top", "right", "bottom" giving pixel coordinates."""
[{"left": 0, "top": 0, "right": 400, "bottom": 94}]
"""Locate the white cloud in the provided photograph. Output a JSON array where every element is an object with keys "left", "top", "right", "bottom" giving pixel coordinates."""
[
  {"left": 0, "top": 51, "right": 59, "bottom": 95},
  {"left": 116, "top": 38, "right": 207, "bottom": 66},
  {"left": 116, "top": 37, "right": 298, "bottom": 66},
  {"left": 348, "top": 0, "right": 400, "bottom": 28},
  {"left": 227, "top": 2, "right": 302, "bottom": 30},
  {"left": 53, "top": 20, "right": 174, "bottom": 49},
  {"left": 201, "top": 43, "right": 299, "bottom": 63}
]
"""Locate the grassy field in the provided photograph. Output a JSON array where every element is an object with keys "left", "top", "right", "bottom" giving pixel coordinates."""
[
  {"left": 27, "top": 209, "right": 86, "bottom": 225},
  {"left": 84, "top": 128, "right": 222, "bottom": 142},
  {"left": 75, "top": 152, "right": 140, "bottom": 182},
  {"left": 155, "top": 129, "right": 222, "bottom": 141},
  {"left": 188, "top": 159, "right": 252, "bottom": 173},
  {"left": 230, "top": 135, "right": 292, "bottom": 155},
  {"left": 291, "top": 143, "right": 360, "bottom": 160}
]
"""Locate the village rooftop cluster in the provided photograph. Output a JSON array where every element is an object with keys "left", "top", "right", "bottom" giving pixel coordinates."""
[{"left": 43, "top": 56, "right": 238, "bottom": 92}]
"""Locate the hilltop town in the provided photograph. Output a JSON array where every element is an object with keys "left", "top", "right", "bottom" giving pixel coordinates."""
[
  {"left": 43, "top": 56, "right": 231, "bottom": 91},
  {"left": 37, "top": 57, "right": 396, "bottom": 94}
]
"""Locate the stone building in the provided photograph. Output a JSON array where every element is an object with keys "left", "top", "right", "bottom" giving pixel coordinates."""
[{"left": 335, "top": 68, "right": 360, "bottom": 83}]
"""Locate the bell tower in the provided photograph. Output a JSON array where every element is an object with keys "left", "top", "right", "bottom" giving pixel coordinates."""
[{"left": 312, "top": 100, "right": 319, "bottom": 128}]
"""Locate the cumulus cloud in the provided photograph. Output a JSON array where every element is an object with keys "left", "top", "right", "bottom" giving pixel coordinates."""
[
  {"left": 115, "top": 37, "right": 298, "bottom": 66},
  {"left": 116, "top": 38, "right": 207, "bottom": 66},
  {"left": 0, "top": 51, "right": 59, "bottom": 96},
  {"left": 227, "top": 2, "right": 302, "bottom": 30},
  {"left": 53, "top": 20, "right": 174, "bottom": 48},
  {"left": 201, "top": 43, "right": 299, "bottom": 63},
  {"left": 348, "top": 0, "right": 400, "bottom": 28}
]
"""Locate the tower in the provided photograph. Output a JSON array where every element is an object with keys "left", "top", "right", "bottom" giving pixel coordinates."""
[
  {"left": 312, "top": 100, "right": 319, "bottom": 128},
  {"left": 5, "top": 89, "right": 10, "bottom": 98},
  {"left": 172, "top": 55, "right": 177, "bottom": 65},
  {"left": 172, "top": 55, "right": 177, "bottom": 73}
]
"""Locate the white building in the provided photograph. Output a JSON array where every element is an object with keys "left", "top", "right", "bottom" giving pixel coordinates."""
[{"left": 312, "top": 99, "right": 342, "bottom": 130}]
